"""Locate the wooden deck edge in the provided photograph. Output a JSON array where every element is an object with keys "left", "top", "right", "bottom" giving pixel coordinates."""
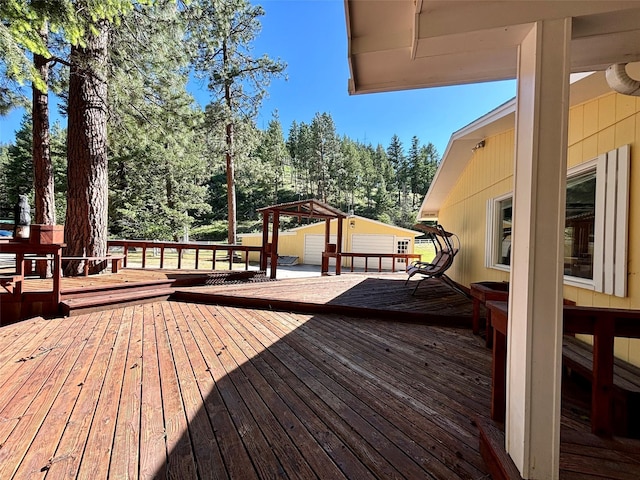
[
  {"left": 61, "top": 278, "right": 176, "bottom": 297},
  {"left": 477, "top": 418, "right": 524, "bottom": 480},
  {"left": 61, "top": 288, "right": 175, "bottom": 316},
  {"left": 170, "top": 290, "right": 473, "bottom": 327}
]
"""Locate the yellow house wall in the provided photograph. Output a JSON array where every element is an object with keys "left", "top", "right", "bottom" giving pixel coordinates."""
[
  {"left": 437, "top": 91, "right": 640, "bottom": 366},
  {"left": 240, "top": 218, "right": 418, "bottom": 265}
]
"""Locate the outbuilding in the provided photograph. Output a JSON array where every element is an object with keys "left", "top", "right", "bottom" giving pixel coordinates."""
[{"left": 240, "top": 215, "right": 423, "bottom": 270}]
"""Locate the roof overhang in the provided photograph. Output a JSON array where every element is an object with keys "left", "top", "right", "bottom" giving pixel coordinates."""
[
  {"left": 345, "top": 1, "right": 640, "bottom": 94},
  {"left": 417, "top": 65, "right": 640, "bottom": 220}
]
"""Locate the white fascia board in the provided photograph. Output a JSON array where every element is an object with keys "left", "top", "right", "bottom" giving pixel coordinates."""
[
  {"left": 348, "top": 215, "right": 424, "bottom": 236},
  {"left": 417, "top": 99, "right": 516, "bottom": 221}
]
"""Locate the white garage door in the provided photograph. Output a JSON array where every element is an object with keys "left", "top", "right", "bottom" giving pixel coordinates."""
[
  {"left": 351, "top": 234, "right": 395, "bottom": 269},
  {"left": 304, "top": 234, "right": 337, "bottom": 265}
]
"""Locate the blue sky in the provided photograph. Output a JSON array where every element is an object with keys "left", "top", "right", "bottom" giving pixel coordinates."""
[{"left": 0, "top": 0, "right": 516, "bottom": 156}]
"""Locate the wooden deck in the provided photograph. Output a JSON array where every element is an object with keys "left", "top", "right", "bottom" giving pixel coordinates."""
[
  {"left": 0, "top": 300, "right": 638, "bottom": 479},
  {"left": 174, "top": 274, "right": 475, "bottom": 326},
  {"left": 3, "top": 269, "right": 474, "bottom": 325}
]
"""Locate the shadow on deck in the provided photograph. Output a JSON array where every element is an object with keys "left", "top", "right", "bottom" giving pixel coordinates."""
[
  {"left": 0, "top": 299, "right": 637, "bottom": 479},
  {"left": 173, "top": 274, "right": 474, "bottom": 327}
]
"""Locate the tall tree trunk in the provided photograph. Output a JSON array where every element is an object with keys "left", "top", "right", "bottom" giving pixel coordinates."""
[
  {"left": 33, "top": 29, "right": 55, "bottom": 227},
  {"left": 65, "top": 24, "right": 109, "bottom": 276},
  {"left": 223, "top": 40, "right": 237, "bottom": 245},
  {"left": 225, "top": 120, "right": 236, "bottom": 244},
  {"left": 32, "top": 27, "right": 55, "bottom": 277}
]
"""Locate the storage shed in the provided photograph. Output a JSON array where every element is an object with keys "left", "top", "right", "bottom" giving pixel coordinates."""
[{"left": 240, "top": 215, "right": 423, "bottom": 270}]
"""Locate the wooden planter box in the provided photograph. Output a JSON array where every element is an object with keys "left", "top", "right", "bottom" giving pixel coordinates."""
[{"left": 30, "top": 225, "right": 64, "bottom": 245}]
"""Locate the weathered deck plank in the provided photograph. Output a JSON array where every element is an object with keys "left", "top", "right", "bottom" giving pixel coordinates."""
[
  {"left": 109, "top": 304, "right": 144, "bottom": 480},
  {"left": 174, "top": 275, "right": 474, "bottom": 326},
  {"left": 0, "top": 300, "right": 638, "bottom": 479},
  {"left": 256, "top": 308, "right": 485, "bottom": 478},
  {"left": 44, "top": 309, "right": 122, "bottom": 479},
  {"left": 10, "top": 311, "right": 110, "bottom": 479},
  {"left": 0, "top": 312, "right": 99, "bottom": 479},
  {"left": 174, "top": 302, "right": 259, "bottom": 480},
  {"left": 76, "top": 309, "right": 132, "bottom": 479},
  {"left": 161, "top": 301, "right": 226, "bottom": 479},
  {"left": 137, "top": 303, "right": 168, "bottom": 480}
]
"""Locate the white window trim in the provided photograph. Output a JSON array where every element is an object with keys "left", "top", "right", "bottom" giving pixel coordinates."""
[
  {"left": 485, "top": 192, "right": 512, "bottom": 270},
  {"left": 485, "top": 145, "right": 630, "bottom": 296}
]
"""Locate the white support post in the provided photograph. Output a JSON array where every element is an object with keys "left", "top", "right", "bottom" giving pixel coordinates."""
[{"left": 507, "top": 18, "right": 571, "bottom": 479}]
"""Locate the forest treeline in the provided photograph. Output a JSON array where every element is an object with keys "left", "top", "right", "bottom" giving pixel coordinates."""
[
  {"left": 1, "top": 113, "right": 439, "bottom": 239},
  {"left": 1, "top": 0, "right": 438, "bottom": 244}
]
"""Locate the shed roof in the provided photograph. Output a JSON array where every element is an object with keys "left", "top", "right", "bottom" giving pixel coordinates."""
[{"left": 257, "top": 199, "right": 348, "bottom": 220}]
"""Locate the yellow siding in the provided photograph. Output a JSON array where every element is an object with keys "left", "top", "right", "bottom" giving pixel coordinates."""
[
  {"left": 437, "top": 91, "right": 640, "bottom": 365},
  {"left": 240, "top": 217, "right": 418, "bottom": 265}
]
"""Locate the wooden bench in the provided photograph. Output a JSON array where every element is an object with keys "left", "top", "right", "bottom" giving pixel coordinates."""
[
  {"left": 62, "top": 255, "right": 125, "bottom": 276},
  {"left": 487, "top": 301, "right": 640, "bottom": 438},
  {"left": 563, "top": 335, "right": 640, "bottom": 438}
]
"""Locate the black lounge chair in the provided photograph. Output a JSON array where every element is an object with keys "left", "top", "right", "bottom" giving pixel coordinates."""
[{"left": 405, "top": 224, "right": 467, "bottom": 297}]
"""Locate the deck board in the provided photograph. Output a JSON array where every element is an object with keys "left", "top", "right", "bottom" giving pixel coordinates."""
[
  {"left": 174, "top": 274, "right": 474, "bottom": 325},
  {"left": 0, "top": 300, "right": 638, "bottom": 479},
  {"left": 108, "top": 304, "right": 143, "bottom": 480}
]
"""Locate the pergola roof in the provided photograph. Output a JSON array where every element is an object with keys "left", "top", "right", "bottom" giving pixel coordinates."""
[
  {"left": 345, "top": 1, "right": 640, "bottom": 94},
  {"left": 257, "top": 199, "right": 348, "bottom": 220}
]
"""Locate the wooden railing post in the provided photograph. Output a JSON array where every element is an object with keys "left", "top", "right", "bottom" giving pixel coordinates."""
[{"left": 592, "top": 315, "right": 615, "bottom": 437}]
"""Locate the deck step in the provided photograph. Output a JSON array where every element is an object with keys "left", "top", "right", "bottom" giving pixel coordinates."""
[
  {"left": 61, "top": 278, "right": 175, "bottom": 299},
  {"left": 60, "top": 287, "right": 175, "bottom": 316}
]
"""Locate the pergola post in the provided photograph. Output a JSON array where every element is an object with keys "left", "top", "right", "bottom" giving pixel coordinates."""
[
  {"left": 336, "top": 216, "right": 343, "bottom": 275},
  {"left": 506, "top": 18, "right": 571, "bottom": 479},
  {"left": 260, "top": 211, "right": 269, "bottom": 271},
  {"left": 269, "top": 211, "right": 280, "bottom": 279},
  {"left": 321, "top": 218, "right": 331, "bottom": 275}
]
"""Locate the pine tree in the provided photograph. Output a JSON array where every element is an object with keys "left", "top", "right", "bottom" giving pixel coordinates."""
[
  {"left": 107, "top": 0, "right": 209, "bottom": 241},
  {"left": 4, "top": 115, "right": 34, "bottom": 205},
  {"left": 190, "top": 0, "right": 286, "bottom": 244},
  {"left": 256, "top": 112, "right": 288, "bottom": 204}
]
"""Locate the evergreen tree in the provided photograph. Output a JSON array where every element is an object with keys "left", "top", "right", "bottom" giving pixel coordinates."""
[
  {"left": 256, "top": 111, "right": 288, "bottom": 204},
  {"left": 338, "top": 138, "right": 361, "bottom": 211},
  {"left": 4, "top": 115, "right": 33, "bottom": 205},
  {"left": 309, "top": 112, "right": 340, "bottom": 203},
  {"left": 412, "top": 141, "right": 439, "bottom": 206},
  {"left": 387, "top": 134, "right": 406, "bottom": 205},
  {"left": 190, "top": 0, "right": 286, "bottom": 244},
  {"left": 360, "top": 145, "right": 378, "bottom": 210},
  {"left": 107, "top": 0, "right": 209, "bottom": 241}
]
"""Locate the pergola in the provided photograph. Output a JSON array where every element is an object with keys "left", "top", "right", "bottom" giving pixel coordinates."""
[{"left": 257, "top": 199, "right": 348, "bottom": 279}]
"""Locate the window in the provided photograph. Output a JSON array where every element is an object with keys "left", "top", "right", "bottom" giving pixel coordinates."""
[
  {"left": 485, "top": 145, "right": 629, "bottom": 296},
  {"left": 498, "top": 197, "right": 512, "bottom": 266},
  {"left": 396, "top": 239, "right": 410, "bottom": 264},
  {"left": 564, "top": 170, "right": 596, "bottom": 279}
]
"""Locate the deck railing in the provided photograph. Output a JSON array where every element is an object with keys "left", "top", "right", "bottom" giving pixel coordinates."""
[
  {"left": 323, "top": 252, "right": 422, "bottom": 274},
  {"left": 107, "top": 240, "right": 263, "bottom": 271}
]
